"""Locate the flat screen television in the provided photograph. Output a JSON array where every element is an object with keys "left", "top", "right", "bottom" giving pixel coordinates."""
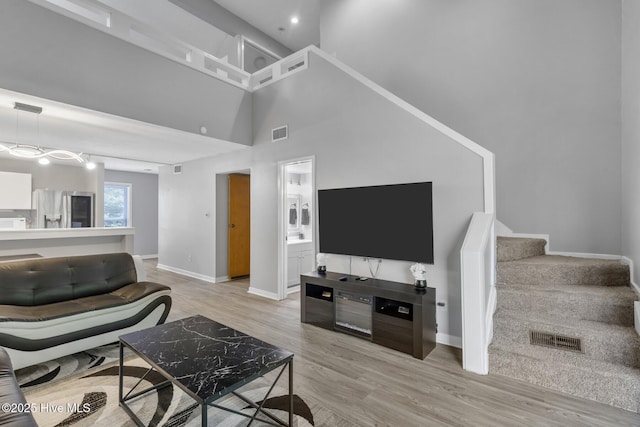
[{"left": 318, "top": 182, "right": 433, "bottom": 264}]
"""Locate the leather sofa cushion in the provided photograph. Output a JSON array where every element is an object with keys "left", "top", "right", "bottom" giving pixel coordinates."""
[
  {"left": 0, "top": 253, "right": 137, "bottom": 306},
  {"left": 0, "top": 282, "right": 170, "bottom": 322},
  {"left": 0, "top": 348, "right": 38, "bottom": 427}
]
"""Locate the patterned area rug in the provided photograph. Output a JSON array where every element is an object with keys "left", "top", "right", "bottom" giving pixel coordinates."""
[{"left": 16, "top": 345, "right": 318, "bottom": 426}]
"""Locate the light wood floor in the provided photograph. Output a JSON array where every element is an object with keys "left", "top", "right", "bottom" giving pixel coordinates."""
[{"left": 145, "top": 261, "right": 640, "bottom": 427}]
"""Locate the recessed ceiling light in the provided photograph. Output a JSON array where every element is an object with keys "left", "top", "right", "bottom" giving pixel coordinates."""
[{"left": 290, "top": 16, "right": 299, "bottom": 24}]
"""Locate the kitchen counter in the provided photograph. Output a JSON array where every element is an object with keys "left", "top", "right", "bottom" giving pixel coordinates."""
[
  {"left": 287, "top": 238, "right": 312, "bottom": 245},
  {"left": 0, "top": 227, "right": 134, "bottom": 240},
  {"left": 0, "top": 227, "right": 134, "bottom": 258}
]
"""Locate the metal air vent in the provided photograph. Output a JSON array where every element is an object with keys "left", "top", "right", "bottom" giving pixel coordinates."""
[
  {"left": 272, "top": 125, "right": 288, "bottom": 142},
  {"left": 529, "top": 330, "right": 582, "bottom": 352},
  {"left": 173, "top": 164, "right": 182, "bottom": 174}
]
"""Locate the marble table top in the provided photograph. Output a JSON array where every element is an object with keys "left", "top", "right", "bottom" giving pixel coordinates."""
[{"left": 119, "top": 315, "right": 294, "bottom": 403}]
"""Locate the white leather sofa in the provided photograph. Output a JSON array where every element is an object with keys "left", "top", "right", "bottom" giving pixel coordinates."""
[{"left": 0, "top": 253, "right": 171, "bottom": 369}]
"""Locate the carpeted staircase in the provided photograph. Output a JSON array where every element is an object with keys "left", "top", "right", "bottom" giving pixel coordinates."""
[{"left": 489, "top": 236, "right": 640, "bottom": 413}]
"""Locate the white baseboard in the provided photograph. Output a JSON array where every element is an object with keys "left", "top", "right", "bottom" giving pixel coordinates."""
[
  {"left": 510, "top": 232, "right": 548, "bottom": 239},
  {"left": 215, "top": 276, "right": 230, "bottom": 283},
  {"left": 621, "top": 256, "right": 640, "bottom": 296},
  {"left": 549, "top": 251, "right": 622, "bottom": 261},
  {"left": 619, "top": 257, "right": 639, "bottom": 337},
  {"left": 156, "top": 263, "right": 216, "bottom": 283},
  {"left": 436, "top": 333, "right": 462, "bottom": 349},
  {"left": 140, "top": 254, "right": 158, "bottom": 260},
  {"left": 287, "top": 285, "right": 300, "bottom": 295},
  {"left": 494, "top": 219, "right": 512, "bottom": 236},
  {"left": 248, "top": 287, "right": 280, "bottom": 300},
  {"left": 635, "top": 301, "right": 640, "bottom": 336}
]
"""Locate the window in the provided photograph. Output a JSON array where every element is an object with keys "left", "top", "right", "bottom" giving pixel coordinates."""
[{"left": 104, "top": 182, "right": 131, "bottom": 227}]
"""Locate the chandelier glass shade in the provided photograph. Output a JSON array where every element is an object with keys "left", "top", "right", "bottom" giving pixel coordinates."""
[
  {"left": 2, "top": 102, "right": 86, "bottom": 165},
  {"left": 0, "top": 143, "right": 84, "bottom": 163}
]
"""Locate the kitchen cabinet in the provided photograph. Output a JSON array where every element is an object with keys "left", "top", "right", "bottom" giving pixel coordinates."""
[
  {"left": 287, "top": 241, "right": 314, "bottom": 287},
  {"left": 0, "top": 172, "right": 32, "bottom": 210}
]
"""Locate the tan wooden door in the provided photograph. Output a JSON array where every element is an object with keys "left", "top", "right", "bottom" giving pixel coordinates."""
[{"left": 228, "top": 174, "right": 250, "bottom": 278}]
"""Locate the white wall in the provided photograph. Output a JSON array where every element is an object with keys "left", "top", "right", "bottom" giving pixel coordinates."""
[
  {"left": 159, "top": 158, "right": 217, "bottom": 280},
  {"left": 320, "top": 0, "right": 622, "bottom": 255},
  {"left": 215, "top": 173, "right": 229, "bottom": 279},
  {"left": 159, "top": 51, "right": 485, "bottom": 340},
  {"left": 0, "top": 158, "right": 100, "bottom": 193},
  {"left": 622, "top": 0, "right": 640, "bottom": 287},
  {"left": 104, "top": 170, "right": 158, "bottom": 256}
]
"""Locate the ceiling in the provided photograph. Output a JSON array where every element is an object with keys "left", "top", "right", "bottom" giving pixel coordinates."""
[
  {"left": 212, "top": 0, "right": 321, "bottom": 52},
  {"left": 0, "top": 88, "right": 247, "bottom": 174}
]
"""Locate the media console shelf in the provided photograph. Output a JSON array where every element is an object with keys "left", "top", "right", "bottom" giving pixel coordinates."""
[{"left": 300, "top": 271, "right": 436, "bottom": 359}]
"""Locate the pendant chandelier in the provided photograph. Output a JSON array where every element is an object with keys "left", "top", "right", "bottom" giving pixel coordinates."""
[{"left": 0, "top": 102, "right": 86, "bottom": 166}]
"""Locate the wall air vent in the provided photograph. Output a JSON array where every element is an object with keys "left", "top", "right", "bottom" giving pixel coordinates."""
[
  {"left": 529, "top": 330, "right": 583, "bottom": 353},
  {"left": 272, "top": 125, "right": 288, "bottom": 142},
  {"left": 173, "top": 164, "right": 182, "bottom": 174}
]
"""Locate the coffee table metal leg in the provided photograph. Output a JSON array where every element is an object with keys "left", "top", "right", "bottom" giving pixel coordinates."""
[
  {"left": 233, "top": 362, "right": 289, "bottom": 426},
  {"left": 289, "top": 359, "right": 293, "bottom": 427},
  {"left": 118, "top": 342, "right": 124, "bottom": 404},
  {"left": 201, "top": 401, "right": 207, "bottom": 427}
]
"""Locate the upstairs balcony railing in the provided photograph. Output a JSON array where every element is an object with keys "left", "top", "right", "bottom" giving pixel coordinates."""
[{"left": 30, "top": 0, "right": 310, "bottom": 93}]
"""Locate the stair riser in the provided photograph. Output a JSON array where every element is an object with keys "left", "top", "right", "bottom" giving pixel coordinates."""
[
  {"left": 489, "top": 347, "right": 640, "bottom": 413},
  {"left": 497, "top": 263, "right": 630, "bottom": 287},
  {"left": 493, "top": 315, "right": 640, "bottom": 368},
  {"left": 496, "top": 290, "right": 635, "bottom": 327},
  {"left": 497, "top": 237, "right": 546, "bottom": 262}
]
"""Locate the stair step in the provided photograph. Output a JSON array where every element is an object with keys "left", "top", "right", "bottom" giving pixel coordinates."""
[
  {"left": 489, "top": 341, "right": 640, "bottom": 413},
  {"left": 497, "top": 236, "right": 546, "bottom": 262},
  {"left": 497, "top": 255, "right": 630, "bottom": 287},
  {"left": 496, "top": 283, "right": 637, "bottom": 326},
  {"left": 493, "top": 309, "right": 640, "bottom": 368}
]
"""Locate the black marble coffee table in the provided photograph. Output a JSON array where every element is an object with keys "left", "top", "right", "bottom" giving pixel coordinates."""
[{"left": 118, "top": 315, "right": 294, "bottom": 426}]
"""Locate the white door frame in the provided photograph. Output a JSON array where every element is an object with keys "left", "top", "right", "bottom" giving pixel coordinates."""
[{"left": 277, "top": 156, "right": 316, "bottom": 300}]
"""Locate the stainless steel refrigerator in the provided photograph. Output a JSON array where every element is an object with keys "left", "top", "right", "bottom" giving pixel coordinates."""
[{"left": 32, "top": 189, "right": 94, "bottom": 229}]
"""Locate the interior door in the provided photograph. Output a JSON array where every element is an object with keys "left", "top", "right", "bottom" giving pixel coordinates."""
[{"left": 228, "top": 174, "right": 250, "bottom": 278}]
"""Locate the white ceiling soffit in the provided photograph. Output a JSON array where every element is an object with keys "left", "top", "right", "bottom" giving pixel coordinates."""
[
  {"left": 213, "top": 0, "right": 320, "bottom": 52},
  {"left": 0, "top": 88, "right": 247, "bottom": 174}
]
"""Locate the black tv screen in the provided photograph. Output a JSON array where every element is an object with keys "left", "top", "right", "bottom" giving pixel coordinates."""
[{"left": 318, "top": 182, "right": 433, "bottom": 264}]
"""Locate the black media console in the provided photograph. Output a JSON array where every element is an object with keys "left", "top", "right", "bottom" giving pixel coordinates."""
[{"left": 300, "top": 271, "right": 436, "bottom": 359}]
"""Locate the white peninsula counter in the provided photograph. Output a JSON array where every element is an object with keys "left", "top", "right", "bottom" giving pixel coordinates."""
[{"left": 0, "top": 227, "right": 134, "bottom": 260}]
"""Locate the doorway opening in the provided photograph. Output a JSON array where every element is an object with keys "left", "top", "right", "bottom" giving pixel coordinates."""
[
  {"left": 216, "top": 171, "right": 251, "bottom": 281},
  {"left": 278, "top": 157, "right": 315, "bottom": 299}
]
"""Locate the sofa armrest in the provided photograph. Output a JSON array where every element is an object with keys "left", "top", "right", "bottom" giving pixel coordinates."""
[
  {"left": 0, "top": 348, "right": 38, "bottom": 427},
  {"left": 132, "top": 255, "right": 147, "bottom": 282}
]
